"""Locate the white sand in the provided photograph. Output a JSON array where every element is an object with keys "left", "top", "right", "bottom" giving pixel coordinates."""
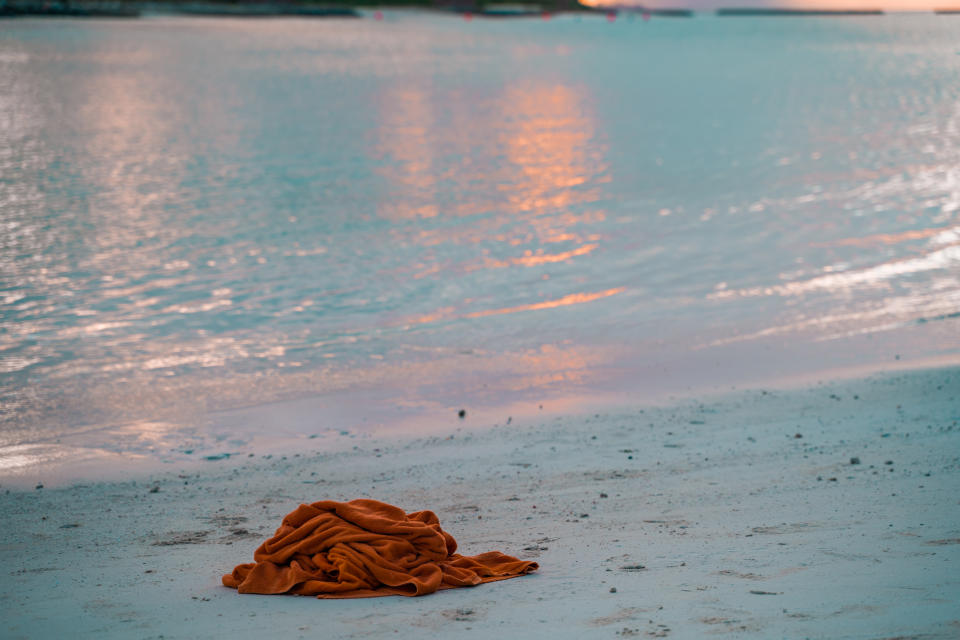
[{"left": 2, "top": 366, "right": 958, "bottom": 639}]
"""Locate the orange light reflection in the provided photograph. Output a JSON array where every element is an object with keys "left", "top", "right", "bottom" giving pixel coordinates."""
[
  {"left": 374, "top": 79, "right": 609, "bottom": 277},
  {"left": 373, "top": 85, "right": 439, "bottom": 221},
  {"left": 814, "top": 224, "right": 957, "bottom": 248},
  {"left": 465, "top": 287, "right": 626, "bottom": 319},
  {"left": 408, "top": 287, "right": 625, "bottom": 325},
  {"left": 483, "top": 243, "right": 599, "bottom": 269},
  {"left": 499, "top": 83, "right": 608, "bottom": 221}
]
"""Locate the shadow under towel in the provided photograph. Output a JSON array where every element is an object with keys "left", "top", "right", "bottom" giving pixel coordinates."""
[{"left": 222, "top": 498, "right": 539, "bottom": 598}]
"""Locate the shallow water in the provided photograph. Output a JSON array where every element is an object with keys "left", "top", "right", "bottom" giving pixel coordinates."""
[{"left": 1, "top": 13, "right": 958, "bottom": 465}]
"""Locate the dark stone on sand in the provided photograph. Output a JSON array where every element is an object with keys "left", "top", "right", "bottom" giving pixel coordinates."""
[
  {"left": 619, "top": 564, "right": 646, "bottom": 572},
  {"left": 850, "top": 457, "right": 860, "bottom": 465},
  {"left": 458, "top": 409, "right": 466, "bottom": 419}
]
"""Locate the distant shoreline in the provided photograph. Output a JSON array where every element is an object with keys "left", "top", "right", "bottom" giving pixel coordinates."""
[
  {"left": 0, "top": 1, "right": 364, "bottom": 18},
  {"left": 716, "top": 7, "right": 884, "bottom": 14},
  {"left": 4, "top": 2, "right": 958, "bottom": 19}
]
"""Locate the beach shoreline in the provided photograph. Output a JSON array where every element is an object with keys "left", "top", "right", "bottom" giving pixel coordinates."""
[
  {"left": 3, "top": 346, "right": 958, "bottom": 489},
  {"left": 3, "top": 349, "right": 958, "bottom": 491},
  {"left": 2, "top": 364, "right": 957, "bottom": 638}
]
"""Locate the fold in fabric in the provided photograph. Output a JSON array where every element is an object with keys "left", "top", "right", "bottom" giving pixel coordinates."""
[{"left": 222, "top": 499, "right": 538, "bottom": 598}]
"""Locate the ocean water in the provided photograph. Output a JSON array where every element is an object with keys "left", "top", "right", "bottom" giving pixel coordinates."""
[{"left": 1, "top": 13, "right": 959, "bottom": 469}]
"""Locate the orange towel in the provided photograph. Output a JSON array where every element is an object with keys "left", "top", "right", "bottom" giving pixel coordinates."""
[{"left": 222, "top": 499, "right": 538, "bottom": 598}]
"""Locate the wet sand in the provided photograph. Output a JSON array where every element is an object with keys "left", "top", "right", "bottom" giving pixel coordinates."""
[{"left": 2, "top": 366, "right": 958, "bottom": 639}]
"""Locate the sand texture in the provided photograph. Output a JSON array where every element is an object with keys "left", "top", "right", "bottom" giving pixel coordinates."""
[{"left": 2, "top": 367, "right": 958, "bottom": 639}]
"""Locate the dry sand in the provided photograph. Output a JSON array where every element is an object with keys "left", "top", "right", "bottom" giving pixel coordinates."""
[{"left": 2, "top": 366, "right": 958, "bottom": 639}]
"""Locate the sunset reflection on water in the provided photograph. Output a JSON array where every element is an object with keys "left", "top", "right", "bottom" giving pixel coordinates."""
[{"left": 370, "top": 72, "right": 623, "bottom": 341}]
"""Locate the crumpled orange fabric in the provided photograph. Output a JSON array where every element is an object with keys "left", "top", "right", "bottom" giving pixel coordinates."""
[{"left": 222, "top": 499, "right": 538, "bottom": 598}]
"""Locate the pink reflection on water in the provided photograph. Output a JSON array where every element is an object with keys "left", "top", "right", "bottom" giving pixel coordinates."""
[
  {"left": 464, "top": 287, "right": 625, "bottom": 318},
  {"left": 372, "top": 77, "right": 617, "bottom": 371},
  {"left": 482, "top": 243, "right": 600, "bottom": 269},
  {"left": 813, "top": 224, "right": 957, "bottom": 248},
  {"left": 373, "top": 85, "right": 440, "bottom": 220},
  {"left": 373, "top": 80, "right": 606, "bottom": 224},
  {"left": 498, "top": 83, "right": 607, "bottom": 217},
  {"left": 408, "top": 287, "right": 625, "bottom": 325}
]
